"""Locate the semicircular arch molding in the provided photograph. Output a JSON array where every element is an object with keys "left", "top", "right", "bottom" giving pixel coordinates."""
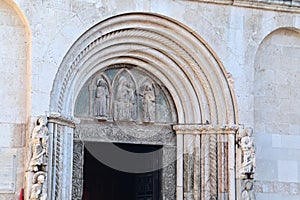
[{"left": 50, "top": 12, "right": 237, "bottom": 125}]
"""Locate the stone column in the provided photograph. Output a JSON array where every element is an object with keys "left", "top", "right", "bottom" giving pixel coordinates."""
[
  {"left": 47, "top": 113, "right": 78, "bottom": 200},
  {"left": 173, "top": 125, "right": 202, "bottom": 200},
  {"left": 173, "top": 124, "right": 238, "bottom": 200}
]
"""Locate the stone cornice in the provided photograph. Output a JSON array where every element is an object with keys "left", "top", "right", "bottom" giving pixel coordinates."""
[
  {"left": 234, "top": 0, "right": 300, "bottom": 13},
  {"left": 190, "top": 0, "right": 300, "bottom": 13},
  {"left": 173, "top": 124, "right": 239, "bottom": 135}
]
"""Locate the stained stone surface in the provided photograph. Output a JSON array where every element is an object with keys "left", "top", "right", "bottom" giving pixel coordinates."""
[{"left": 0, "top": 149, "right": 17, "bottom": 193}]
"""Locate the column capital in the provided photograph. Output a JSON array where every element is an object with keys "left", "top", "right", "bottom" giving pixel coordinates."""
[
  {"left": 173, "top": 124, "right": 239, "bottom": 135},
  {"left": 46, "top": 112, "right": 80, "bottom": 127}
]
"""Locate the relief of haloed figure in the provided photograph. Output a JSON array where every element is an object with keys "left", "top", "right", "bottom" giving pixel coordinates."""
[
  {"left": 94, "top": 79, "right": 109, "bottom": 119},
  {"left": 114, "top": 76, "right": 136, "bottom": 121},
  {"left": 30, "top": 172, "right": 47, "bottom": 200},
  {"left": 140, "top": 83, "right": 155, "bottom": 123},
  {"left": 241, "top": 180, "right": 255, "bottom": 200}
]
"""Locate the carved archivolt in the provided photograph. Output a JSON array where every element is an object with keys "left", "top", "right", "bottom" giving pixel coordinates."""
[{"left": 50, "top": 13, "right": 237, "bottom": 125}]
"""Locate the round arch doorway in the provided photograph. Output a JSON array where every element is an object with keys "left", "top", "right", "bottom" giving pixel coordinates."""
[{"left": 49, "top": 13, "right": 239, "bottom": 200}]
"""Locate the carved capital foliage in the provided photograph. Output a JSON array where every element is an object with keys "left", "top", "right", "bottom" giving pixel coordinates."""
[
  {"left": 173, "top": 124, "right": 239, "bottom": 135},
  {"left": 47, "top": 112, "right": 79, "bottom": 127}
]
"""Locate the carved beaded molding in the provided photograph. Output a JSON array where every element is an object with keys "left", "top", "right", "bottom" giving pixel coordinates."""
[{"left": 50, "top": 13, "right": 238, "bottom": 125}]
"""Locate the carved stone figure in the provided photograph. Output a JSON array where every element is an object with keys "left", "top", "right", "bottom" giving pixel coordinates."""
[
  {"left": 30, "top": 117, "right": 49, "bottom": 172},
  {"left": 240, "top": 128, "right": 255, "bottom": 179},
  {"left": 115, "top": 76, "right": 136, "bottom": 120},
  {"left": 30, "top": 172, "right": 47, "bottom": 200},
  {"left": 241, "top": 180, "right": 255, "bottom": 200},
  {"left": 94, "top": 79, "right": 108, "bottom": 119},
  {"left": 141, "top": 83, "right": 155, "bottom": 122}
]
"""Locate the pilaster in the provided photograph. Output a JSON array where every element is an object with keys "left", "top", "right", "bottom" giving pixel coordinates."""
[
  {"left": 173, "top": 124, "right": 238, "bottom": 200},
  {"left": 46, "top": 113, "right": 78, "bottom": 200}
]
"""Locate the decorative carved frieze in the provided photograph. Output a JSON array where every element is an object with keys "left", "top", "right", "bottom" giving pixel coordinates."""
[
  {"left": 72, "top": 141, "right": 84, "bottom": 200},
  {"left": 74, "top": 123, "right": 175, "bottom": 145}
]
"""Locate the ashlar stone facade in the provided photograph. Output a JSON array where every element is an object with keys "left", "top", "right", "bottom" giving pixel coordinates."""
[{"left": 0, "top": 0, "right": 300, "bottom": 199}]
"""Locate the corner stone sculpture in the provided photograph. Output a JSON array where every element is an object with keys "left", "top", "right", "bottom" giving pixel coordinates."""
[
  {"left": 239, "top": 127, "right": 255, "bottom": 179},
  {"left": 238, "top": 127, "right": 256, "bottom": 200},
  {"left": 29, "top": 117, "right": 49, "bottom": 200}
]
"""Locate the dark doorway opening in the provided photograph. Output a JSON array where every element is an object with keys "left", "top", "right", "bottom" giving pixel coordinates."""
[{"left": 82, "top": 142, "right": 162, "bottom": 200}]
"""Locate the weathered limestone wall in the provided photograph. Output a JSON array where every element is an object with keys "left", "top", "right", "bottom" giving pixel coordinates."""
[
  {"left": 0, "top": 0, "right": 299, "bottom": 199},
  {"left": 254, "top": 28, "right": 300, "bottom": 199},
  {"left": 0, "top": 0, "right": 30, "bottom": 199}
]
